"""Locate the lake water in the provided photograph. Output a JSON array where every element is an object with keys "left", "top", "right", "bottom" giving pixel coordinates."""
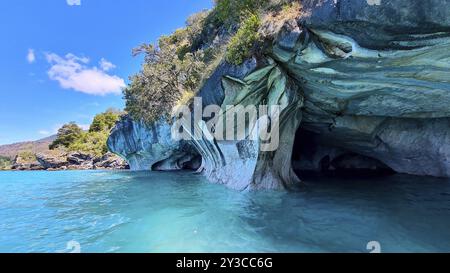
[{"left": 0, "top": 170, "right": 449, "bottom": 253}]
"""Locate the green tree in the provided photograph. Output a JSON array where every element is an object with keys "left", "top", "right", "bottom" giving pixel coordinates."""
[
  {"left": 69, "top": 131, "right": 109, "bottom": 157},
  {"left": 125, "top": 29, "right": 207, "bottom": 124},
  {"left": 0, "top": 156, "right": 11, "bottom": 170},
  {"left": 67, "top": 110, "right": 123, "bottom": 157},
  {"left": 89, "top": 108, "right": 123, "bottom": 133},
  {"left": 123, "top": 0, "right": 286, "bottom": 123},
  {"left": 49, "top": 122, "right": 83, "bottom": 150}
]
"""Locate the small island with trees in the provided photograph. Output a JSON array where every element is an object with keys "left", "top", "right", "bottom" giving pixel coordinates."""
[{"left": 0, "top": 109, "right": 129, "bottom": 171}]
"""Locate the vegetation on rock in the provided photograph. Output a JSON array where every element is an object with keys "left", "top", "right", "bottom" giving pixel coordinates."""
[
  {"left": 226, "top": 13, "right": 261, "bottom": 65},
  {"left": 211, "top": 0, "right": 267, "bottom": 27},
  {"left": 49, "top": 122, "right": 84, "bottom": 150},
  {"left": 16, "top": 151, "right": 37, "bottom": 162},
  {"left": 123, "top": 0, "right": 298, "bottom": 123},
  {"left": 50, "top": 109, "right": 123, "bottom": 157},
  {"left": 124, "top": 11, "right": 211, "bottom": 124},
  {"left": 0, "top": 156, "right": 11, "bottom": 170}
]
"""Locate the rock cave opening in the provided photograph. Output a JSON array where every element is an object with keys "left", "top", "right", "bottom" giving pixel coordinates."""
[
  {"left": 151, "top": 153, "right": 202, "bottom": 172},
  {"left": 291, "top": 126, "right": 396, "bottom": 180}
]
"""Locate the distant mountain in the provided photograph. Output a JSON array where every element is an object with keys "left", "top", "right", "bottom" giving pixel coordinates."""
[{"left": 0, "top": 135, "right": 57, "bottom": 159}]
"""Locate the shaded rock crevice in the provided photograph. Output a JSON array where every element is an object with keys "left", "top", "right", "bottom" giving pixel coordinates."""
[
  {"left": 297, "top": 117, "right": 450, "bottom": 178},
  {"left": 185, "top": 62, "right": 304, "bottom": 190}
]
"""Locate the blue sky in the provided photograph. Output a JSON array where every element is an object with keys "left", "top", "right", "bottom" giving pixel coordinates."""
[{"left": 0, "top": 0, "right": 213, "bottom": 145}]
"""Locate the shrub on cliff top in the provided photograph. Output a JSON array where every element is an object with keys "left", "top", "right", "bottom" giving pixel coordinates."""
[
  {"left": 124, "top": 43, "right": 206, "bottom": 124},
  {"left": 49, "top": 122, "right": 83, "bottom": 150},
  {"left": 17, "top": 151, "right": 37, "bottom": 163},
  {"left": 49, "top": 110, "right": 123, "bottom": 157},
  {"left": 124, "top": 11, "right": 209, "bottom": 124},
  {"left": 0, "top": 156, "right": 12, "bottom": 170},
  {"left": 211, "top": 0, "right": 268, "bottom": 27},
  {"left": 123, "top": 0, "right": 299, "bottom": 123},
  {"left": 68, "top": 131, "right": 110, "bottom": 157},
  {"left": 89, "top": 108, "right": 123, "bottom": 133},
  {"left": 226, "top": 13, "right": 261, "bottom": 65}
]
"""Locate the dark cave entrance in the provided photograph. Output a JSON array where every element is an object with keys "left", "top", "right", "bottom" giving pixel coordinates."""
[
  {"left": 291, "top": 127, "right": 395, "bottom": 180},
  {"left": 151, "top": 154, "right": 202, "bottom": 172}
]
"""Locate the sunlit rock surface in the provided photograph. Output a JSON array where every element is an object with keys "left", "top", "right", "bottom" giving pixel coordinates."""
[
  {"left": 108, "top": 0, "right": 450, "bottom": 190},
  {"left": 285, "top": 0, "right": 450, "bottom": 179},
  {"left": 107, "top": 116, "right": 199, "bottom": 171},
  {"left": 189, "top": 64, "right": 303, "bottom": 190}
]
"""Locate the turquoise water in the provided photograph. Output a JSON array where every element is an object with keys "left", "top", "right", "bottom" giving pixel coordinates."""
[{"left": 0, "top": 170, "right": 449, "bottom": 253}]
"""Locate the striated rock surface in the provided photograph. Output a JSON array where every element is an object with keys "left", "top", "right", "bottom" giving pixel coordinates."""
[
  {"left": 36, "top": 153, "right": 68, "bottom": 169},
  {"left": 93, "top": 153, "right": 130, "bottom": 170},
  {"left": 108, "top": 0, "right": 450, "bottom": 190},
  {"left": 189, "top": 63, "right": 303, "bottom": 190},
  {"left": 107, "top": 116, "right": 200, "bottom": 171},
  {"left": 298, "top": 117, "right": 450, "bottom": 178},
  {"left": 284, "top": 0, "right": 450, "bottom": 179}
]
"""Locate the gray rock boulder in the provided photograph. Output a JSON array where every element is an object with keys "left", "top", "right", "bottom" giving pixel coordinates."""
[
  {"left": 36, "top": 153, "right": 68, "bottom": 169},
  {"left": 107, "top": 116, "right": 199, "bottom": 171},
  {"left": 67, "top": 152, "right": 93, "bottom": 165},
  {"left": 93, "top": 153, "right": 129, "bottom": 170}
]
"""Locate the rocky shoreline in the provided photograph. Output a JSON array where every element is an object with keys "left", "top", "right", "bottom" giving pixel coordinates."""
[{"left": 10, "top": 152, "right": 129, "bottom": 171}]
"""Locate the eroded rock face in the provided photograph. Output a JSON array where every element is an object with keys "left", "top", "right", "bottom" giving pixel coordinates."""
[
  {"left": 281, "top": 0, "right": 450, "bottom": 178},
  {"left": 297, "top": 117, "right": 450, "bottom": 177},
  {"left": 107, "top": 116, "right": 199, "bottom": 171},
  {"left": 93, "top": 153, "right": 129, "bottom": 170},
  {"left": 108, "top": 0, "right": 450, "bottom": 189},
  {"left": 12, "top": 162, "right": 44, "bottom": 171},
  {"left": 36, "top": 153, "right": 67, "bottom": 169},
  {"left": 67, "top": 152, "right": 93, "bottom": 167},
  {"left": 189, "top": 64, "right": 303, "bottom": 190},
  {"left": 37, "top": 152, "right": 128, "bottom": 170},
  {"left": 301, "top": 0, "right": 450, "bottom": 49}
]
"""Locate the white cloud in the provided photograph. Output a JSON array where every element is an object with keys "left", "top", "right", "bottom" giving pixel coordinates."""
[
  {"left": 45, "top": 53, "right": 126, "bottom": 96},
  {"left": 99, "top": 58, "right": 116, "bottom": 71},
  {"left": 27, "top": 49, "right": 36, "bottom": 63},
  {"left": 38, "top": 130, "right": 51, "bottom": 136},
  {"left": 67, "top": 0, "right": 81, "bottom": 6}
]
